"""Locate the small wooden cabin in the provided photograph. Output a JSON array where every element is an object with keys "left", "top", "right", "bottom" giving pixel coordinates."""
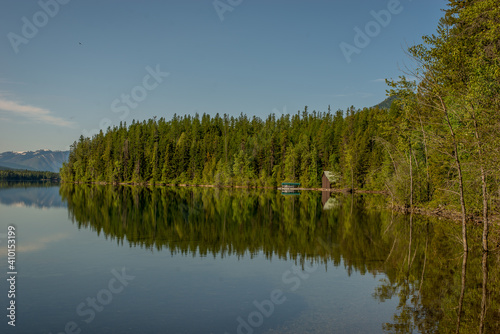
[{"left": 322, "top": 171, "right": 339, "bottom": 189}]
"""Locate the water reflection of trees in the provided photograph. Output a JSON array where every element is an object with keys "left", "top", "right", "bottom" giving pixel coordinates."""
[
  {"left": 60, "top": 184, "right": 500, "bottom": 333},
  {"left": 374, "top": 213, "right": 500, "bottom": 333},
  {"left": 60, "top": 185, "right": 390, "bottom": 267}
]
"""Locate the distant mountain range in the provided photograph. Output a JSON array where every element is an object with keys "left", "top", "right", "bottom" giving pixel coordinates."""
[{"left": 0, "top": 150, "right": 69, "bottom": 173}]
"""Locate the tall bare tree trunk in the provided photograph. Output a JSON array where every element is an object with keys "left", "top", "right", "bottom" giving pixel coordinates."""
[
  {"left": 479, "top": 251, "right": 488, "bottom": 334},
  {"left": 480, "top": 167, "right": 489, "bottom": 251},
  {"left": 408, "top": 212, "right": 413, "bottom": 274},
  {"left": 455, "top": 251, "right": 468, "bottom": 334},
  {"left": 417, "top": 113, "right": 431, "bottom": 200},
  {"left": 409, "top": 141, "right": 413, "bottom": 212},
  {"left": 469, "top": 107, "right": 489, "bottom": 252},
  {"left": 351, "top": 165, "right": 354, "bottom": 192},
  {"left": 441, "top": 98, "right": 468, "bottom": 253},
  {"left": 453, "top": 149, "right": 468, "bottom": 254},
  {"left": 418, "top": 223, "right": 429, "bottom": 303}
]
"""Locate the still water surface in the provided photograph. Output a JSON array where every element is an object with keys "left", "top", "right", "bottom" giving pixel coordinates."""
[{"left": 0, "top": 183, "right": 498, "bottom": 333}]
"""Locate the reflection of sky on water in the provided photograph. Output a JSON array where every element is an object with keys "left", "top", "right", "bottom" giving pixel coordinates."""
[
  {"left": 0, "top": 198, "right": 72, "bottom": 259},
  {"left": 0, "top": 184, "right": 65, "bottom": 209}
]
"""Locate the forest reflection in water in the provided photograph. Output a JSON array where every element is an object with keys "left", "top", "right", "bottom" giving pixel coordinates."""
[{"left": 58, "top": 184, "right": 499, "bottom": 333}]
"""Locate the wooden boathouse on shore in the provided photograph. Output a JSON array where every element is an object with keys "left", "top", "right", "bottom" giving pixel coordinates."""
[
  {"left": 322, "top": 171, "right": 340, "bottom": 205},
  {"left": 322, "top": 171, "right": 339, "bottom": 189}
]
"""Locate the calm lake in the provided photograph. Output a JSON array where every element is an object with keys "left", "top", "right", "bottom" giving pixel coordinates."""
[{"left": 0, "top": 182, "right": 498, "bottom": 333}]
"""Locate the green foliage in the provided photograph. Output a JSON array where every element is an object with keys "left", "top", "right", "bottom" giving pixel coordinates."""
[
  {"left": 0, "top": 169, "right": 60, "bottom": 181},
  {"left": 384, "top": 0, "right": 500, "bottom": 222},
  {"left": 62, "top": 108, "right": 395, "bottom": 190}
]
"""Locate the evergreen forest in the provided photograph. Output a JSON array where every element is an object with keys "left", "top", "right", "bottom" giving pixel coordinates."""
[
  {"left": 61, "top": 0, "right": 500, "bottom": 250},
  {"left": 0, "top": 169, "right": 60, "bottom": 181}
]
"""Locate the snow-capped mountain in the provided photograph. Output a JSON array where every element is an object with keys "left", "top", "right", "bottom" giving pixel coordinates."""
[{"left": 0, "top": 149, "right": 70, "bottom": 173}]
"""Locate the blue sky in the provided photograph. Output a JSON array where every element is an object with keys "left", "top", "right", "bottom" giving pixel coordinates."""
[{"left": 0, "top": 0, "right": 447, "bottom": 152}]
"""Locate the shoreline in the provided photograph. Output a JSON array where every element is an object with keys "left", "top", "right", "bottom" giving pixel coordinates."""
[
  {"left": 62, "top": 180, "right": 387, "bottom": 194},
  {"left": 60, "top": 180, "right": 498, "bottom": 226},
  {"left": 389, "top": 204, "right": 499, "bottom": 225}
]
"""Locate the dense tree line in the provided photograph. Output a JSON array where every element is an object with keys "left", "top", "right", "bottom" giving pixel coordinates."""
[
  {"left": 61, "top": 0, "right": 499, "bottom": 248},
  {"left": 61, "top": 106, "right": 381, "bottom": 188},
  {"left": 0, "top": 169, "right": 60, "bottom": 181}
]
